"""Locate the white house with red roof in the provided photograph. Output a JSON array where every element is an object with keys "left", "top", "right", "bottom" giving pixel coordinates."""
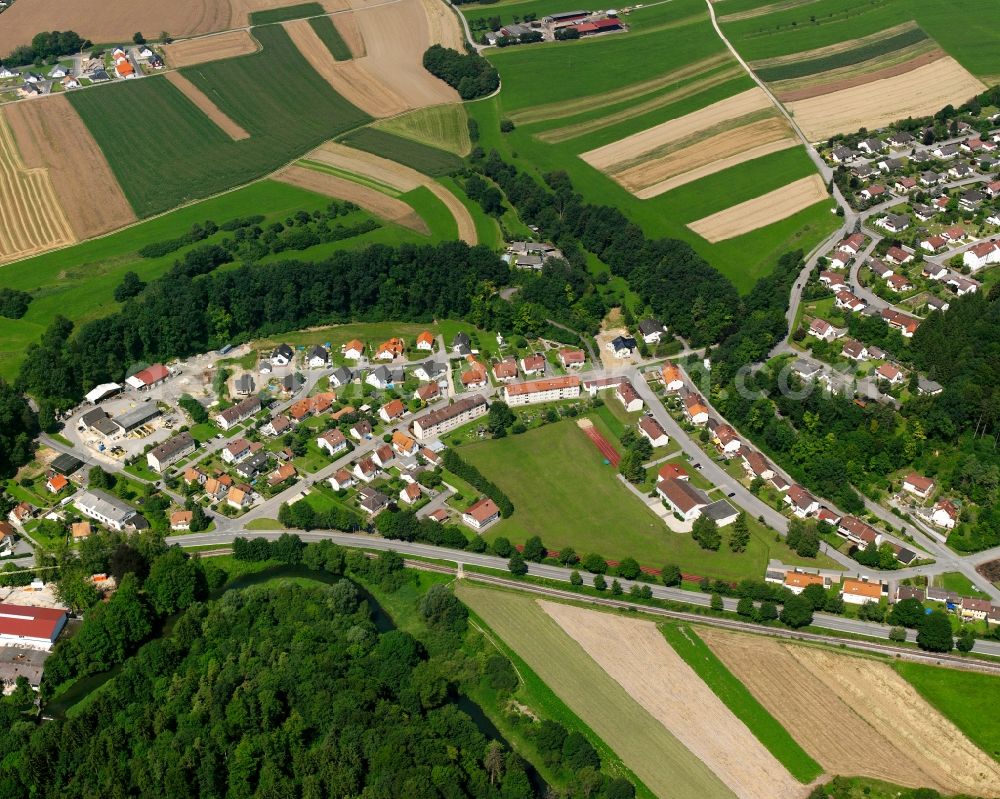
[
  {"left": 615, "top": 380, "right": 643, "bottom": 412},
  {"left": 835, "top": 291, "right": 866, "bottom": 312},
  {"left": 785, "top": 485, "right": 818, "bottom": 518},
  {"left": 931, "top": 499, "right": 958, "bottom": 530},
  {"left": 638, "top": 415, "right": 669, "bottom": 448},
  {"left": 902, "top": 473, "right": 935, "bottom": 500},
  {"left": 964, "top": 241, "right": 1000, "bottom": 271}
]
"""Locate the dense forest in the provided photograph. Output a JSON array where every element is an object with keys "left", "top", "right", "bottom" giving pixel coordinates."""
[
  {"left": 473, "top": 154, "right": 741, "bottom": 346},
  {"left": 423, "top": 45, "right": 500, "bottom": 100}
]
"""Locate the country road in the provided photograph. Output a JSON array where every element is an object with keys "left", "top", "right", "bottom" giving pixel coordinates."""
[{"left": 168, "top": 528, "right": 1000, "bottom": 662}]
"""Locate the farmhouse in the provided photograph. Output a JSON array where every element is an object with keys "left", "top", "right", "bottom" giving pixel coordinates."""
[
  {"left": 841, "top": 578, "right": 885, "bottom": 605},
  {"left": 147, "top": 432, "right": 195, "bottom": 473},
  {"left": 215, "top": 396, "right": 261, "bottom": 430},
  {"left": 558, "top": 348, "right": 585, "bottom": 368},
  {"left": 76, "top": 490, "right": 135, "bottom": 531},
  {"left": 413, "top": 395, "right": 488, "bottom": 440},
  {"left": 462, "top": 497, "right": 500, "bottom": 530},
  {"left": 0, "top": 605, "right": 67, "bottom": 651},
  {"left": 902, "top": 473, "right": 935, "bottom": 500},
  {"left": 637, "top": 416, "right": 669, "bottom": 448},
  {"left": 657, "top": 478, "right": 709, "bottom": 521},
  {"left": 502, "top": 375, "right": 581, "bottom": 407},
  {"left": 615, "top": 380, "right": 643, "bottom": 412},
  {"left": 785, "top": 485, "right": 818, "bottom": 518},
  {"left": 126, "top": 363, "right": 169, "bottom": 390}
]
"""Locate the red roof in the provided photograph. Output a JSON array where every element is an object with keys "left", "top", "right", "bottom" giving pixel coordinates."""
[
  {"left": 0, "top": 604, "right": 66, "bottom": 642},
  {"left": 132, "top": 363, "right": 169, "bottom": 385}
]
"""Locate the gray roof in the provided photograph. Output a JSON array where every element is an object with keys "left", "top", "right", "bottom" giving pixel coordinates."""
[
  {"left": 415, "top": 361, "right": 445, "bottom": 378},
  {"left": 77, "top": 490, "right": 135, "bottom": 523},
  {"left": 702, "top": 499, "right": 738, "bottom": 522},
  {"left": 93, "top": 417, "right": 120, "bottom": 436},
  {"left": 308, "top": 345, "right": 328, "bottom": 362},
  {"left": 610, "top": 335, "right": 636, "bottom": 350},
  {"left": 331, "top": 366, "right": 354, "bottom": 384},
  {"left": 281, "top": 373, "right": 304, "bottom": 391},
  {"left": 886, "top": 213, "right": 910, "bottom": 228},
  {"left": 792, "top": 359, "right": 819, "bottom": 377},
  {"left": 273, "top": 343, "right": 294, "bottom": 360},
  {"left": 452, "top": 332, "right": 470, "bottom": 348},
  {"left": 149, "top": 432, "right": 194, "bottom": 462},
  {"left": 918, "top": 377, "right": 943, "bottom": 395},
  {"left": 80, "top": 407, "right": 108, "bottom": 427},
  {"left": 638, "top": 319, "right": 665, "bottom": 335},
  {"left": 370, "top": 365, "right": 391, "bottom": 381},
  {"left": 114, "top": 403, "right": 161, "bottom": 431},
  {"left": 51, "top": 453, "right": 83, "bottom": 475},
  {"left": 236, "top": 451, "right": 268, "bottom": 477},
  {"left": 235, "top": 374, "right": 255, "bottom": 393}
]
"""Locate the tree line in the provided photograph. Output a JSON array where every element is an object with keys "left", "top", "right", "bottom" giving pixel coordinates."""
[{"left": 4, "top": 30, "right": 89, "bottom": 67}]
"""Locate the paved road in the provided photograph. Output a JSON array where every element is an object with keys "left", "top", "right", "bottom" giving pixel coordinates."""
[{"left": 168, "top": 528, "right": 1000, "bottom": 659}]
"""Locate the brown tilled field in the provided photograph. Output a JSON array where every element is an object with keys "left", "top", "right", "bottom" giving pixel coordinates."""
[
  {"left": 0, "top": 112, "right": 75, "bottom": 263},
  {"left": 581, "top": 87, "right": 772, "bottom": 172},
  {"left": 700, "top": 628, "right": 1000, "bottom": 796},
  {"left": 164, "top": 72, "right": 250, "bottom": 140},
  {"left": 332, "top": 13, "right": 366, "bottom": 57},
  {"left": 3, "top": 98, "right": 132, "bottom": 242},
  {"left": 276, "top": 164, "right": 428, "bottom": 233},
  {"left": 612, "top": 117, "right": 796, "bottom": 196},
  {"left": 302, "top": 142, "right": 476, "bottom": 242},
  {"left": 688, "top": 174, "right": 828, "bottom": 242},
  {"left": 541, "top": 602, "right": 805, "bottom": 799},
  {"left": 787, "top": 57, "right": 986, "bottom": 141},
  {"left": 163, "top": 30, "right": 258, "bottom": 68}
]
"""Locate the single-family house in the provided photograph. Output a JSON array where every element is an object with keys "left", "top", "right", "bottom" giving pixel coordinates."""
[
  {"left": 227, "top": 486, "right": 253, "bottom": 511},
  {"left": 877, "top": 213, "right": 910, "bottom": 234},
  {"left": 451, "top": 332, "right": 471, "bottom": 356},
  {"left": 170, "top": 511, "right": 193, "bottom": 531},
  {"left": 271, "top": 344, "right": 294, "bottom": 367},
  {"left": 894, "top": 585, "right": 926, "bottom": 603},
  {"left": 963, "top": 241, "right": 1000, "bottom": 271},
  {"left": 379, "top": 399, "right": 406, "bottom": 423},
  {"left": 682, "top": 393, "right": 709, "bottom": 426},
  {"left": 902, "top": 473, "right": 935, "bottom": 500},
  {"left": 416, "top": 331, "right": 435, "bottom": 351},
  {"left": 949, "top": 163, "right": 974, "bottom": 179},
  {"left": 943, "top": 225, "right": 967, "bottom": 242},
  {"left": 307, "top": 345, "right": 329, "bottom": 369},
  {"left": 415, "top": 382, "right": 440, "bottom": 402},
  {"left": 372, "top": 445, "right": 394, "bottom": 469},
  {"left": 400, "top": 483, "right": 422, "bottom": 505},
  {"left": 329, "top": 366, "right": 354, "bottom": 388},
  {"left": 912, "top": 202, "right": 936, "bottom": 221},
  {"left": 615, "top": 380, "right": 643, "bottom": 412},
  {"left": 61, "top": 74, "right": 79, "bottom": 89},
  {"left": 559, "top": 348, "right": 586, "bottom": 369},
  {"left": 317, "top": 428, "right": 348, "bottom": 456},
  {"left": 741, "top": 450, "right": 774, "bottom": 481},
  {"left": 712, "top": 423, "right": 741, "bottom": 456},
  {"left": 838, "top": 515, "right": 881, "bottom": 548},
  {"left": 222, "top": 438, "right": 252, "bottom": 464},
  {"left": 881, "top": 308, "right": 921, "bottom": 337},
  {"left": 607, "top": 335, "right": 637, "bottom": 358},
  {"left": 343, "top": 339, "right": 365, "bottom": 360},
  {"left": 375, "top": 337, "right": 405, "bottom": 361},
  {"left": 45, "top": 473, "right": 68, "bottom": 494},
  {"left": 268, "top": 463, "right": 297, "bottom": 487},
  {"left": 894, "top": 177, "right": 917, "bottom": 193},
  {"left": 183, "top": 467, "right": 206, "bottom": 486},
  {"left": 842, "top": 339, "right": 868, "bottom": 361},
  {"left": 959, "top": 189, "right": 987, "bottom": 211},
  {"left": 661, "top": 364, "right": 684, "bottom": 392},
  {"left": 836, "top": 291, "right": 866, "bottom": 312},
  {"left": 868, "top": 258, "right": 894, "bottom": 279},
  {"left": 657, "top": 478, "right": 709, "bottom": 521},
  {"left": 658, "top": 463, "right": 689, "bottom": 481},
  {"left": 920, "top": 235, "right": 947, "bottom": 253},
  {"left": 235, "top": 451, "right": 267, "bottom": 480},
  {"left": 462, "top": 497, "right": 500, "bottom": 530},
  {"left": 330, "top": 468, "right": 355, "bottom": 490},
  {"left": 493, "top": 356, "right": 519, "bottom": 382},
  {"left": 858, "top": 137, "right": 884, "bottom": 154},
  {"left": 947, "top": 274, "right": 979, "bottom": 295},
  {"left": 820, "top": 270, "right": 849, "bottom": 291},
  {"left": 70, "top": 521, "right": 91, "bottom": 541},
  {"left": 830, "top": 146, "right": 854, "bottom": 163},
  {"left": 637, "top": 416, "right": 669, "bottom": 448},
  {"left": 637, "top": 318, "right": 666, "bottom": 344},
  {"left": 918, "top": 377, "right": 943, "bottom": 395},
  {"left": 875, "top": 362, "right": 905, "bottom": 385},
  {"left": 392, "top": 430, "right": 418, "bottom": 457},
  {"left": 886, "top": 273, "right": 913, "bottom": 292},
  {"left": 521, "top": 353, "right": 546, "bottom": 376},
  {"left": 838, "top": 233, "right": 865, "bottom": 255},
  {"left": 932, "top": 143, "right": 959, "bottom": 159},
  {"left": 262, "top": 415, "right": 291, "bottom": 437},
  {"left": 784, "top": 571, "right": 826, "bottom": 594},
  {"left": 366, "top": 366, "right": 394, "bottom": 391},
  {"left": 841, "top": 578, "right": 885, "bottom": 605},
  {"left": 412, "top": 361, "right": 445, "bottom": 382},
  {"left": 931, "top": 498, "right": 958, "bottom": 530},
  {"left": 785, "top": 485, "right": 819, "bottom": 518},
  {"left": 354, "top": 457, "right": 380, "bottom": 483},
  {"left": 809, "top": 318, "right": 843, "bottom": 341},
  {"left": 8, "top": 502, "right": 32, "bottom": 526},
  {"left": 884, "top": 246, "right": 913, "bottom": 265},
  {"left": 922, "top": 263, "right": 948, "bottom": 280},
  {"left": 859, "top": 185, "right": 886, "bottom": 202}
]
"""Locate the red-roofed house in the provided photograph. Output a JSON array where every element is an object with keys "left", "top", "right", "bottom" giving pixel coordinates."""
[
  {"left": 841, "top": 578, "right": 884, "bottom": 605},
  {"left": 712, "top": 423, "right": 741, "bottom": 456},
  {"left": 931, "top": 499, "right": 958, "bottom": 530},
  {"left": 638, "top": 416, "right": 669, "bottom": 447},
  {"left": 379, "top": 399, "right": 406, "bottom": 423},
  {"left": 902, "top": 473, "right": 935, "bottom": 500},
  {"left": 785, "top": 485, "right": 819, "bottom": 518},
  {"left": 493, "top": 356, "right": 519, "bottom": 382},
  {"left": 521, "top": 353, "right": 546, "bottom": 375},
  {"left": 964, "top": 241, "right": 1000, "bottom": 271},
  {"left": 740, "top": 450, "right": 773, "bottom": 481},
  {"left": 661, "top": 364, "right": 684, "bottom": 392},
  {"left": 400, "top": 483, "right": 423, "bottom": 505},
  {"left": 46, "top": 473, "right": 68, "bottom": 493},
  {"left": 462, "top": 497, "right": 500, "bottom": 530},
  {"left": 615, "top": 380, "right": 643, "bottom": 412},
  {"left": 559, "top": 348, "right": 586, "bottom": 369},
  {"left": 884, "top": 246, "right": 913, "bottom": 265},
  {"left": 416, "top": 331, "right": 435, "bottom": 351},
  {"left": 657, "top": 463, "right": 689, "bottom": 481}
]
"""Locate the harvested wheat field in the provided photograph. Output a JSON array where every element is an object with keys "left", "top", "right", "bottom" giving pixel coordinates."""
[
  {"left": 303, "top": 142, "right": 476, "bottom": 242},
  {"left": 0, "top": 112, "right": 75, "bottom": 263},
  {"left": 581, "top": 87, "right": 773, "bottom": 172},
  {"left": 688, "top": 174, "right": 828, "bottom": 242},
  {"left": 4, "top": 97, "right": 133, "bottom": 240},
  {"left": 164, "top": 72, "right": 250, "bottom": 141},
  {"left": 787, "top": 57, "right": 986, "bottom": 141},
  {"left": 276, "top": 164, "right": 428, "bottom": 233},
  {"left": 541, "top": 602, "right": 805, "bottom": 799},
  {"left": 288, "top": 0, "right": 459, "bottom": 118},
  {"left": 701, "top": 628, "right": 1000, "bottom": 796},
  {"left": 457, "top": 584, "right": 736, "bottom": 799},
  {"left": 418, "top": 0, "right": 466, "bottom": 50},
  {"left": 612, "top": 117, "right": 798, "bottom": 197},
  {"left": 332, "top": 13, "right": 366, "bottom": 57},
  {"left": 164, "top": 30, "right": 258, "bottom": 68}
]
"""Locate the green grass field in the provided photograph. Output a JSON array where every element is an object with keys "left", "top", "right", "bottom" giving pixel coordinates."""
[
  {"left": 372, "top": 105, "right": 472, "bottom": 157},
  {"left": 456, "top": 583, "right": 734, "bottom": 799},
  {"left": 719, "top": 0, "right": 1000, "bottom": 80},
  {"left": 69, "top": 25, "right": 370, "bottom": 217},
  {"left": 338, "top": 127, "right": 465, "bottom": 176},
  {"left": 460, "top": 418, "right": 841, "bottom": 579},
  {"left": 249, "top": 2, "right": 324, "bottom": 25},
  {"left": 933, "top": 571, "right": 992, "bottom": 599},
  {"left": 308, "top": 14, "right": 352, "bottom": 60},
  {"left": 660, "top": 623, "right": 823, "bottom": 782},
  {"left": 894, "top": 661, "right": 1000, "bottom": 759}
]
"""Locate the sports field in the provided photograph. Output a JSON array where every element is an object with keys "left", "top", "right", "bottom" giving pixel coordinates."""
[
  {"left": 68, "top": 25, "right": 371, "bottom": 217},
  {"left": 0, "top": 180, "right": 427, "bottom": 380},
  {"left": 455, "top": 584, "right": 737, "bottom": 799},
  {"left": 460, "top": 418, "right": 841, "bottom": 579}
]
